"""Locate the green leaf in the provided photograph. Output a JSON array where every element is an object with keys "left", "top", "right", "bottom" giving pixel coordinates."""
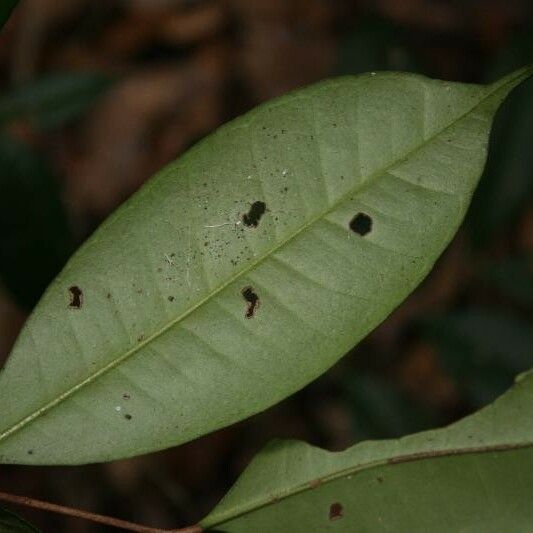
[
  {"left": 468, "top": 74, "right": 533, "bottom": 244},
  {"left": 0, "top": 134, "right": 73, "bottom": 309},
  {"left": 0, "top": 1, "right": 18, "bottom": 31},
  {"left": 468, "top": 31, "right": 533, "bottom": 244},
  {"left": 338, "top": 17, "right": 419, "bottom": 76},
  {"left": 0, "top": 507, "right": 40, "bottom": 532},
  {"left": 344, "top": 373, "right": 439, "bottom": 440},
  {"left": 0, "top": 67, "right": 531, "bottom": 465},
  {"left": 0, "top": 72, "right": 112, "bottom": 130},
  {"left": 200, "top": 368, "right": 533, "bottom": 531},
  {"left": 480, "top": 254, "right": 533, "bottom": 307},
  {"left": 423, "top": 308, "right": 533, "bottom": 407}
]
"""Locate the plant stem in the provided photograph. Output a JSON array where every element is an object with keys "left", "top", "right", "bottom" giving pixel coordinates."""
[{"left": 0, "top": 490, "right": 202, "bottom": 532}]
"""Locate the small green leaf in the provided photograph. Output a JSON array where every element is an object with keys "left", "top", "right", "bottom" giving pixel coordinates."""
[
  {"left": 0, "top": 134, "right": 73, "bottom": 309},
  {"left": 480, "top": 255, "right": 533, "bottom": 307},
  {"left": 0, "top": 507, "right": 40, "bottom": 532},
  {"left": 423, "top": 308, "right": 533, "bottom": 407},
  {"left": 468, "top": 74, "right": 533, "bottom": 244},
  {"left": 338, "top": 17, "right": 419, "bottom": 76},
  {"left": 0, "top": 1, "right": 18, "bottom": 31},
  {"left": 0, "top": 67, "right": 531, "bottom": 465},
  {"left": 0, "top": 72, "right": 112, "bottom": 130},
  {"left": 200, "top": 368, "right": 533, "bottom": 531}
]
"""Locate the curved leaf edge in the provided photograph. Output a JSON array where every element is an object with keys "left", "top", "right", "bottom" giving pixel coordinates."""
[
  {"left": 200, "top": 367, "right": 533, "bottom": 528},
  {"left": 1, "top": 65, "right": 532, "bottom": 465}
]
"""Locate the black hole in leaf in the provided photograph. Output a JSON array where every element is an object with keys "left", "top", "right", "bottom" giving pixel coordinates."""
[
  {"left": 68, "top": 286, "right": 83, "bottom": 309},
  {"left": 349, "top": 212, "right": 372, "bottom": 236},
  {"left": 242, "top": 286, "right": 259, "bottom": 318},
  {"left": 242, "top": 201, "right": 266, "bottom": 227},
  {"left": 329, "top": 502, "right": 343, "bottom": 521}
]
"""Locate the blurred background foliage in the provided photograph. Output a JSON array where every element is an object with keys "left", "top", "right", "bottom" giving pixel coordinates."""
[{"left": 0, "top": 1, "right": 531, "bottom": 531}]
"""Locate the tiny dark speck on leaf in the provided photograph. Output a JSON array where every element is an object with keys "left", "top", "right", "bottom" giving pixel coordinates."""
[
  {"left": 68, "top": 286, "right": 83, "bottom": 309},
  {"left": 349, "top": 212, "right": 372, "bottom": 236},
  {"left": 242, "top": 286, "right": 259, "bottom": 318},
  {"left": 27, "top": 450, "right": 33, "bottom": 455},
  {"left": 123, "top": 393, "right": 131, "bottom": 400},
  {"left": 124, "top": 414, "right": 132, "bottom": 420},
  {"left": 242, "top": 201, "right": 266, "bottom": 227},
  {"left": 329, "top": 502, "right": 343, "bottom": 521},
  {"left": 168, "top": 296, "right": 175, "bottom": 302},
  {"left": 377, "top": 476, "right": 384, "bottom": 483}
]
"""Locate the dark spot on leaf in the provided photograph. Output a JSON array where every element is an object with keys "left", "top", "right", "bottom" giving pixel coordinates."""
[
  {"left": 168, "top": 296, "right": 175, "bottom": 302},
  {"left": 242, "top": 201, "right": 266, "bottom": 228},
  {"left": 27, "top": 450, "right": 33, "bottom": 455},
  {"left": 106, "top": 292, "right": 111, "bottom": 299},
  {"left": 123, "top": 393, "right": 130, "bottom": 400},
  {"left": 377, "top": 476, "right": 383, "bottom": 483},
  {"left": 68, "top": 286, "right": 83, "bottom": 309},
  {"left": 124, "top": 414, "right": 132, "bottom": 420},
  {"left": 137, "top": 335, "right": 145, "bottom": 342},
  {"left": 242, "top": 286, "right": 259, "bottom": 318},
  {"left": 329, "top": 502, "right": 343, "bottom": 521},
  {"left": 349, "top": 212, "right": 372, "bottom": 236}
]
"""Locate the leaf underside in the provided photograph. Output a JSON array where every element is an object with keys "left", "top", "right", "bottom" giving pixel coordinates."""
[
  {"left": 0, "top": 66, "right": 531, "bottom": 465},
  {"left": 200, "top": 369, "right": 533, "bottom": 532}
]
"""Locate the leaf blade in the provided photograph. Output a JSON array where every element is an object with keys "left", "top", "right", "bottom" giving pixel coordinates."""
[
  {"left": 0, "top": 67, "right": 531, "bottom": 464},
  {"left": 201, "top": 369, "right": 533, "bottom": 531}
]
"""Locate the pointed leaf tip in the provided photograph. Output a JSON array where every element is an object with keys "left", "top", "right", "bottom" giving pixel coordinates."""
[{"left": 0, "top": 69, "right": 527, "bottom": 464}]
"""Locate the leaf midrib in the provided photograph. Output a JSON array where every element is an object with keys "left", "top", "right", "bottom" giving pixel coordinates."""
[
  {"left": 0, "top": 70, "right": 524, "bottom": 445},
  {"left": 200, "top": 441, "right": 533, "bottom": 528}
]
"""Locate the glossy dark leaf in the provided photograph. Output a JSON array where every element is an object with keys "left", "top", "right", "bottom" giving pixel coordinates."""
[
  {"left": 0, "top": 135, "right": 72, "bottom": 309},
  {"left": 0, "top": 72, "right": 112, "bottom": 130},
  {"left": 0, "top": 0, "right": 18, "bottom": 31}
]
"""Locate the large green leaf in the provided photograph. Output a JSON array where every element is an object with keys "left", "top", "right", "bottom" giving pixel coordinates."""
[
  {"left": 0, "top": 67, "right": 531, "bottom": 465},
  {"left": 200, "top": 368, "right": 533, "bottom": 531}
]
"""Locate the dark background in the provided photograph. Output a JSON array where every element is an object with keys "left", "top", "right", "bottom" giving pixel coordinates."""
[{"left": 0, "top": 0, "right": 532, "bottom": 531}]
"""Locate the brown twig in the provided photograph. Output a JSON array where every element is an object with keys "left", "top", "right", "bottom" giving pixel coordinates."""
[{"left": 0, "top": 490, "right": 202, "bottom": 533}]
